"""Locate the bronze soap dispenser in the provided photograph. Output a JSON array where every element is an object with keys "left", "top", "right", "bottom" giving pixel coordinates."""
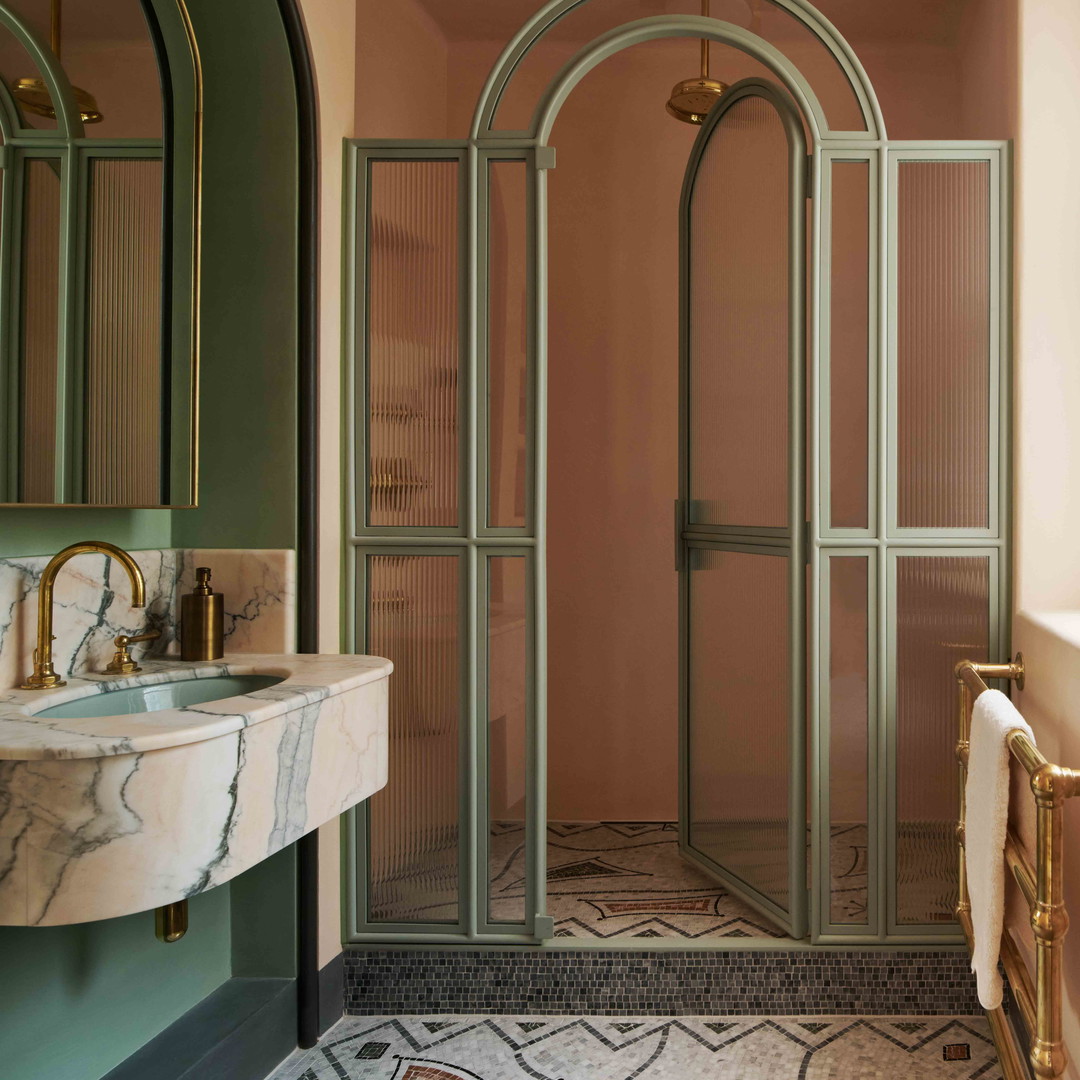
[{"left": 181, "top": 566, "right": 224, "bottom": 660}]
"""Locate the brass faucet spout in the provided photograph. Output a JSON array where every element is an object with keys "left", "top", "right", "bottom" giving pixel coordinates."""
[{"left": 22, "top": 541, "right": 146, "bottom": 690}]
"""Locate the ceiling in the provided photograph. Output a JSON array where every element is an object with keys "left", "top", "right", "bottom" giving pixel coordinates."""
[{"left": 413, "top": 0, "right": 971, "bottom": 48}]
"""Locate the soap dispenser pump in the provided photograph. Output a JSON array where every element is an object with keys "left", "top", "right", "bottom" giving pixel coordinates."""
[{"left": 181, "top": 566, "right": 224, "bottom": 661}]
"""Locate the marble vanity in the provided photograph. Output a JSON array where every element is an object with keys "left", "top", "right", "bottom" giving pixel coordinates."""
[{"left": 0, "top": 548, "right": 391, "bottom": 928}]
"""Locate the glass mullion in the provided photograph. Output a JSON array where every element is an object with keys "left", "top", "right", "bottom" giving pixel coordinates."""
[
  {"left": 821, "top": 152, "right": 876, "bottom": 537},
  {"left": 684, "top": 541, "right": 795, "bottom": 932},
  {"left": 819, "top": 550, "right": 877, "bottom": 936},
  {"left": 16, "top": 150, "right": 63, "bottom": 503},
  {"left": 886, "top": 150, "right": 1000, "bottom": 539},
  {"left": 478, "top": 549, "right": 533, "bottom": 933},
  {"left": 480, "top": 153, "right": 532, "bottom": 535},
  {"left": 887, "top": 546, "right": 998, "bottom": 936},
  {"left": 358, "top": 547, "right": 467, "bottom": 930},
  {"left": 357, "top": 151, "right": 467, "bottom": 536}
]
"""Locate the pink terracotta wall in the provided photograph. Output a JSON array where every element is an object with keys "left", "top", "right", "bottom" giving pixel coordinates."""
[
  {"left": 352, "top": 3, "right": 1018, "bottom": 828},
  {"left": 355, "top": 0, "right": 450, "bottom": 138}
]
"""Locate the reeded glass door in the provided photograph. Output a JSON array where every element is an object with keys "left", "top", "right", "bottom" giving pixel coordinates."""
[{"left": 677, "top": 81, "right": 807, "bottom": 937}]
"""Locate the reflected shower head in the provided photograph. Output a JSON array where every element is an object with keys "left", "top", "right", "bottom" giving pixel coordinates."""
[
  {"left": 666, "top": 75, "right": 728, "bottom": 125},
  {"left": 667, "top": 0, "right": 726, "bottom": 125},
  {"left": 12, "top": 0, "right": 104, "bottom": 125},
  {"left": 13, "top": 77, "right": 103, "bottom": 125}
]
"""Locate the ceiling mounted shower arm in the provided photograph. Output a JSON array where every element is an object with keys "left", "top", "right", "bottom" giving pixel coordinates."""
[
  {"left": 701, "top": 1, "right": 709, "bottom": 80},
  {"left": 666, "top": 0, "right": 728, "bottom": 125}
]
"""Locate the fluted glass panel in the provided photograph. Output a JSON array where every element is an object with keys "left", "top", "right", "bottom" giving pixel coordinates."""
[
  {"left": 20, "top": 157, "right": 61, "bottom": 503},
  {"left": 688, "top": 548, "right": 789, "bottom": 909},
  {"left": 367, "top": 554, "right": 461, "bottom": 923},
  {"left": 895, "top": 555, "right": 989, "bottom": 924},
  {"left": 85, "top": 158, "right": 163, "bottom": 505},
  {"left": 368, "top": 161, "right": 459, "bottom": 527},
  {"left": 487, "top": 161, "right": 528, "bottom": 529},
  {"left": 830, "top": 161, "right": 869, "bottom": 529},
  {"left": 896, "top": 161, "right": 990, "bottom": 529},
  {"left": 828, "top": 556, "right": 868, "bottom": 925},
  {"left": 486, "top": 556, "right": 528, "bottom": 925},
  {"left": 689, "top": 96, "right": 788, "bottom": 528}
]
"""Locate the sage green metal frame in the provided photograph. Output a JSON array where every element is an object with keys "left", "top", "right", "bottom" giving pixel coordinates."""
[
  {"left": 0, "top": 1, "right": 200, "bottom": 507},
  {"left": 345, "top": 142, "right": 549, "bottom": 944},
  {"left": 676, "top": 78, "right": 808, "bottom": 939},
  {"left": 343, "top": 0, "right": 1012, "bottom": 948},
  {"left": 811, "top": 142, "right": 1011, "bottom": 945}
]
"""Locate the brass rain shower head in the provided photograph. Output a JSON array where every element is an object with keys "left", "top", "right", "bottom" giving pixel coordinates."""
[
  {"left": 13, "top": 0, "right": 103, "bottom": 125},
  {"left": 14, "top": 78, "right": 102, "bottom": 124},
  {"left": 666, "top": 0, "right": 727, "bottom": 125}
]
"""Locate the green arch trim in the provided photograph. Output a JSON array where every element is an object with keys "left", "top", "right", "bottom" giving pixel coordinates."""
[
  {"left": 470, "top": 0, "right": 885, "bottom": 141},
  {"left": 0, "top": 4, "right": 84, "bottom": 141}
]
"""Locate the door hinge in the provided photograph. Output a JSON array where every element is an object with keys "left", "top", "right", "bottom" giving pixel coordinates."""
[
  {"left": 534, "top": 914, "right": 555, "bottom": 939},
  {"left": 536, "top": 146, "right": 556, "bottom": 171}
]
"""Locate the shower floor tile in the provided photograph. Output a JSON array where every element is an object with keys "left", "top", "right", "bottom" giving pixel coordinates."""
[
  {"left": 490, "top": 822, "right": 791, "bottom": 940},
  {"left": 266, "top": 1015, "right": 1000, "bottom": 1080}
]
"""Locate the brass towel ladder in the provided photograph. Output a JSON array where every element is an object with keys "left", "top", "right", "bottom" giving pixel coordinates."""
[{"left": 956, "top": 656, "right": 1080, "bottom": 1079}]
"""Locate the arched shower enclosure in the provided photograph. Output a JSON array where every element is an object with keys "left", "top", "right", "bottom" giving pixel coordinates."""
[{"left": 344, "top": 0, "right": 1010, "bottom": 945}]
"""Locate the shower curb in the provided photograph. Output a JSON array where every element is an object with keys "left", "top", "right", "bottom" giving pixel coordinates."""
[{"left": 343, "top": 948, "right": 981, "bottom": 1016}]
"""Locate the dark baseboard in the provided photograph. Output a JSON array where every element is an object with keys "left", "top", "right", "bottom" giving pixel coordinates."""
[
  {"left": 102, "top": 976, "right": 297, "bottom": 1080},
  {"left": 318, "top": 952, "right": 345, "bottom": 1035}
]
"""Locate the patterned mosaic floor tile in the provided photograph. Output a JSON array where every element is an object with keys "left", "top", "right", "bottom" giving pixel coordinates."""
[
  {"left": 374, "top": 821, "right": 956, "bottom": 941},
  {"left": 266, "top": 1015, "right": 1000, "bottom": 1080},
  {"left": 491, "top": 822, "right": 787, "bottom": 940}
]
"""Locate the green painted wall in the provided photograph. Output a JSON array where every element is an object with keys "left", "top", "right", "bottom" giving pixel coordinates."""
[
  {"left": 171, "top": 0, "right": 299, "bottom": 552},
  {"left": 0, "top": 510, "right": 173, "bottom": 560},
  {"left": 0, "top": 890, "right": 233, "bottom": 1080},
  {"left": 0, "top": 2, "right": 301, "bottom": 1078}
]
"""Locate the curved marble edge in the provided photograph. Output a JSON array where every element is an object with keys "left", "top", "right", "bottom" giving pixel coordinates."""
[{"left": 0, "top": 653, "right": 393, "bottom": 761}]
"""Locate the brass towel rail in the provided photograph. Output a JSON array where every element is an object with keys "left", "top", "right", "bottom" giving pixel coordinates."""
[{"left": 956, "top": 656, "right": 1080, "bottom": 1079}]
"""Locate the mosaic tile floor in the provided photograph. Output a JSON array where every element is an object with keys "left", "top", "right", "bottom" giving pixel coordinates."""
[
  {"left": 267, "top": 1015, "right": 1001, "bottom": 1080},
  {"left": 491, "top": 823, "right": 800, "bottom": 940},
  {"left": 372, "top": 821, "right": 955, "bottom": 938}
]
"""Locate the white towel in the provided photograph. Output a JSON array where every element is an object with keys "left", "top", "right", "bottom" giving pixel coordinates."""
[{"left": 966, "top": 688, "right": 1035, "bottom": 1009}]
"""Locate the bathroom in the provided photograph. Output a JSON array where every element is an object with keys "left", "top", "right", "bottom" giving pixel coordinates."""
[{"left": 0, "top": 0, "right": 1078, "bottom": 1078}]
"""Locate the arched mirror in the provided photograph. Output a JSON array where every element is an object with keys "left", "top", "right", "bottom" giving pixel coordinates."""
[{"left": 0, "top": 0, "right": 199, "bottom": 507}]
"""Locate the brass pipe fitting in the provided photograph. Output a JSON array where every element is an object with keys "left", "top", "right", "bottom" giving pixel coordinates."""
[{"left": 155, "top": 900, "right": 188, "bottom": 943}]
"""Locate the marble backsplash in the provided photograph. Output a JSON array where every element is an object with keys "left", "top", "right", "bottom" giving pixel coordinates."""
[{"left": 0, "top": 548, "right": 295, "bottom": 690}]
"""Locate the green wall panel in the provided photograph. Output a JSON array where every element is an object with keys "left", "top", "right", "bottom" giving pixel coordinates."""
[
  {"left": 0, "top": 888, "right": 232, "bottom": 1080},
  {"left": 0, "top": 1, "right": 301, "bottom": 1077},
  {"left": 0, "top": 509, "right": 172, "bottom": 559},
  {"left": 170, "top": 0, "right": 299, "bottom": 552}
]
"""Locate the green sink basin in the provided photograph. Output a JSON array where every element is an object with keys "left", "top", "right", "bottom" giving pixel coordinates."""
[{"left": 33, "top": 674, "right": 285, "bottom": 719}]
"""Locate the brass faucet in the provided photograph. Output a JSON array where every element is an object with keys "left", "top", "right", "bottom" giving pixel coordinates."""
[{"left": 22, "top": 541, "right": 146, "bottom": 690}]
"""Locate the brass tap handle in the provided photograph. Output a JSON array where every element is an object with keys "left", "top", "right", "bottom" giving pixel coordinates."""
[{"left": 105, "top": 629, "right": 161, "bottom": 676}]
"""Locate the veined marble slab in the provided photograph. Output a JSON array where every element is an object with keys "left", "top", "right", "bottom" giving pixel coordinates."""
[
  {"left": 0, "top": 652, "right": 391, "bottom": 926},
  {"left": 0, "top": 547, "right": 294, "bottom": 692}
]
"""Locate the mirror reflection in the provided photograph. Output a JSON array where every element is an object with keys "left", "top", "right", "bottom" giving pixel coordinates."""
[{"left": 0, "top": 0, "right": 197, "bottom": 507}]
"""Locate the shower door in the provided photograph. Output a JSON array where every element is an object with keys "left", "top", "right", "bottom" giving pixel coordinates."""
[{"left": 677, "top": 80, "right": 807, "bottom": 938}]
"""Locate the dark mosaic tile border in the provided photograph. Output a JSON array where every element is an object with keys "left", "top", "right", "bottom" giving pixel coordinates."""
[{"left": 344, "top": 949, "right": 981, "bottom": 1016}]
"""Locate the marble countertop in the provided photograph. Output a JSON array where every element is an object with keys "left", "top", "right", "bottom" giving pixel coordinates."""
[{"left": 0, "top": 653, "right": 393, "bottom": 761}]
